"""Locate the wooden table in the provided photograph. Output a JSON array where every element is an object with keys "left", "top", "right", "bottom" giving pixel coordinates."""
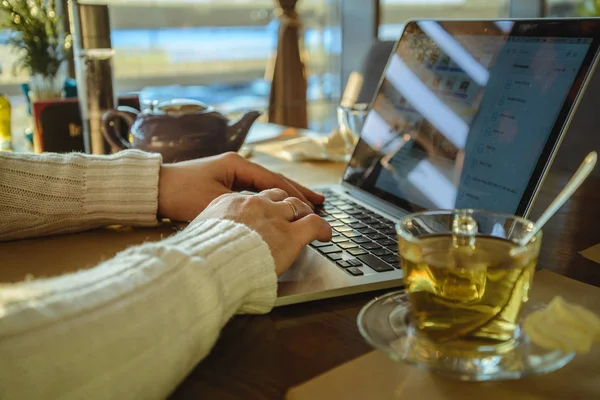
[{"left": 2, "top": 149, "right": 600, "bottom": 400}]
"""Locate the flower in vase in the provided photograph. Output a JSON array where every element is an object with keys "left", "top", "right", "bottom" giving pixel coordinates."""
[{"left": 0, "top": 0, "right": 72, "bottom": 99}]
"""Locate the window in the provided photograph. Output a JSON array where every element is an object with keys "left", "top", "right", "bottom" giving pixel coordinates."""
[
  {"left": 546, "top": 0, "right": 595, "bottom": 17},
  {"left": 0, "top": 0, "right": 342, "bottom": 131},
  {"left": 379, "top": 0, "right": 510, "bottom": 40}
]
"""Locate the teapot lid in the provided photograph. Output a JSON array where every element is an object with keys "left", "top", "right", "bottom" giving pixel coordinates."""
[{"left": 150, "top": 99, "right": 213, "bottom": 116}]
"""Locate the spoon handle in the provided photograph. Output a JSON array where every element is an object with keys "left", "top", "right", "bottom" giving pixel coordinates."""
[{"left": 520, "top": 151, "right": 597, "bottom": 246}]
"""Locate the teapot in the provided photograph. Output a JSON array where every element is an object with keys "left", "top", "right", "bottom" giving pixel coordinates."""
[{"left": 101, "top": 99, "right": 261, "bottom": 163}]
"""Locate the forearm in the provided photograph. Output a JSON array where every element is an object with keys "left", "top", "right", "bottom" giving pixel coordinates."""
[
  {"left": 0, "top": 219, "right": 277, "bottom": 400},
  {"left": 0, "top": 150, "right": 161, "bottom": 241}
]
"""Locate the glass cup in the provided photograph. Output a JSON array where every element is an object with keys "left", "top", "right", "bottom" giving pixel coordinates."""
[
  {"left": 396, "top": 209, "right": 541, "bottom": 351},
  {"left": 336, "top": 103, "right": 368, "bottom": 157},
  {"left": 358, "top": 209, "right": 576, "bottom": 381}
]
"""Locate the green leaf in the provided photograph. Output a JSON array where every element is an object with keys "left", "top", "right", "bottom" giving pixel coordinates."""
[{"left": 0, "top": 0, "right": 69, "bottom": 78}]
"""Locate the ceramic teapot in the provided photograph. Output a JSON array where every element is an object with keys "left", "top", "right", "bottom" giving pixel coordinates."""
[{"left": 101, "top": 99, "right": 261, "bottom": 163}]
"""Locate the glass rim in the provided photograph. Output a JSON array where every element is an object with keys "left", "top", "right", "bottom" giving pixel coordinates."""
[{"left": 395, "top": 208, "right": 541, "bottom": 247}]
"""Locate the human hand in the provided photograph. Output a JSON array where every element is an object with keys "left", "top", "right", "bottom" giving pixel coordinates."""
[
  {"left": 158, "top": 152, "right": 325, "bottom": 222},
  {"left": 196, "top": 189, "right": 332, "bottom": 276}
]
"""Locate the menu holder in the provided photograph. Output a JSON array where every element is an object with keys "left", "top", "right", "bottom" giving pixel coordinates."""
[
  {"left": 287, "top": 270, "right": 600, "bottom": 400},
  {"left": 32, "top": 96, "right": 140, "bottom": 154}
]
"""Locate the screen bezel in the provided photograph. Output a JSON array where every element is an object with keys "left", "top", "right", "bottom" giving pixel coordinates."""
[{"left": 341, "top": 18, "right": 600, "bottom": 218}]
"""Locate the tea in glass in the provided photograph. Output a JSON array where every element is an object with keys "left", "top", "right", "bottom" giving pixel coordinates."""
[{"left": 397, "top": 210, "right": 541, "bottom": 351}]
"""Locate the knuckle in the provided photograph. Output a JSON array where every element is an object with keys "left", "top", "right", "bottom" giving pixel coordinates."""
[
  {"left": 304, "top": 214, "right": 322, "bottom": 225},
  {"left": 222, "top": 151, "right": 241, "bottom": 162},
  {"left": 271, "top": 188, "right": 289, "bottom": 197},
  {"left": 244, "top": 194, "right": 261, "bottom": 206},
  {"left": 245, "top": 195, "right": 269, "bottom": 212}
]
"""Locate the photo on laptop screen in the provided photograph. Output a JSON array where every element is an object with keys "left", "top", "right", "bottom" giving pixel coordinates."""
[{"left": 344, "top": 19, "right": 600, "bottom": 217}]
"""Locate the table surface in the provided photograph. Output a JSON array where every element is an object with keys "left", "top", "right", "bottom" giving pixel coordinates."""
[{"left": 2, "top": 147, "right": 600, "bottom": 400}]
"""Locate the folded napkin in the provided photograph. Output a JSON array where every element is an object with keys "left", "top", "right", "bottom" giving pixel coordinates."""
[{"left": 254, "top": 129, "right": 357, "bottom": 162}]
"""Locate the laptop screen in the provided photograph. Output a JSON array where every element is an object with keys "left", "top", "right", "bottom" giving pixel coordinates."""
[{"left": 343, "top": 19, "right": 600, "bottom": 217}]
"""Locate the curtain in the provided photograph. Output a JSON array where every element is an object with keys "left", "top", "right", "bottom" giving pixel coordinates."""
[{"left": 268, "top": 0, "right": 308, "bottom": 129}]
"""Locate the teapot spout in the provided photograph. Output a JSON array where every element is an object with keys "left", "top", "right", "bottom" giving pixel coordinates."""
[{"left": 227, "top": 110, "right": 262, "bottom": 151}]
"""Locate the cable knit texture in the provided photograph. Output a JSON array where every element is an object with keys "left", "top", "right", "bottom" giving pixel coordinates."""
[
  {"left": 0, "top": 150, "right": 161, "bottom": 241},
  {"left": 0, "top": 150, "right": 278, "bottom": 399}
]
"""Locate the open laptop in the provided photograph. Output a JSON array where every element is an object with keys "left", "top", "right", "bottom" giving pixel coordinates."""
[{"left": 275, "top": 18, "right": 600, "bottom": 306}]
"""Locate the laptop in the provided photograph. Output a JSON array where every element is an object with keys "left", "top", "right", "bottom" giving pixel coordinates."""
[{"left": 275, "top": 18, "right": 600, "bottom": 306}]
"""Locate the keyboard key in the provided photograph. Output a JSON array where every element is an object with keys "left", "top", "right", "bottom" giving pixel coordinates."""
[
  {"left": 372, "top": 248, "right": 393, "bottom": 257},
  {"left": 380, "top": 228, "right": 397, "bottom": 236},
  {"left": 339, "top": 241, "right": 358, "bottom": 250},
  {"left": 370, "top": 223, "right": 388, "bottom": 230},
  {"left": 316, "top": 209, "right": 328, "bottom": 216},
  {"left": 357, "top": 227, "right": 376, "bottom": 234},
  {"left": 337, "top": 260, "right": 351, "bottom": 268},
  {"left": 331, "top": 236, "right": 349, "bottom": 243},
  {"left": 362, "top": 218, "right": 379, "bottom": 225},
  {"left": 377, "top": 238, "right": 397, "bottom": 246},
  {"left": 346, "top": 267, "right": 364, "bottom": 276},
  {"left": 361, "top": 242, "right": 381, "bottom": 250},
  {"left": 311, "top": 240, "right": 331, "bottom": 247},
  {"left": 329, "top": 221, "right": 344, "bottom": 228},
  {"left": 318, "top": 245, "right": 343, "bottom": 254},
  {"left": 345, "top": 209, "right": 363, "bottom": 215},
  {"left": 366, "top": 233, "right": 386, "bottom": 241},
  {"left": 334, "top": 226, "right": 353, "bottom": 233},
  {"left": 381, "top": 255, "right": 400, "bottom": 264},
  {"left": 327, "top": 253, "right": 343, "bottom": 261},
  {"left": 323, "top": 216, "right": 336, "bottom": 222},
  {"left": 341, "top": 218, "right": 358, "bottom": 224},
  {"left": 343, "top": 230, "right": 362, "bottom": 238},
  {"left": 338, "top": 205, "right": 354, "bottom": 211},
  {"left": 385, "top": 244, "right": 398, "bottom": 251},
  {"left": 349, "top": 222, "right": 366, "bottom": 229},
  {"left": 347, "top": 259, "right": 362, "bottom": 267},
  {"left": 332, "top": 213, "right": 350, "bottom": 219},
  {"left": 352, "top": 236, "right": 371, "bottom": 244},
  {"left": 357, "top": 254, "right": 395, "bottom": 272},
  {"left": 348, "top": 248, "right": 368, "bottom": 256}
]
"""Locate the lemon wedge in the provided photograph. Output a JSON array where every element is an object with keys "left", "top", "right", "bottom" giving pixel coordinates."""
[{"left": 524, "top": 296, "right": 600, "bottom": 354}]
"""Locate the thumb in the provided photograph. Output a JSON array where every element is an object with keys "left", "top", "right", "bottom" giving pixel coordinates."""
[{"left": 292, "top": 214, "right": 332, "bottom": 246}]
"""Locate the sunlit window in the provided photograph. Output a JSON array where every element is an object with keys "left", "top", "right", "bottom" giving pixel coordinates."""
[{"left": 379, "top": 0, "right": 510, "bottom": 40}]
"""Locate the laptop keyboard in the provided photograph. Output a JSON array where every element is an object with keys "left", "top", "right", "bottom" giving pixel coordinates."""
[{"left": 309, "top": 189, "right": 400, "bottom": 277}]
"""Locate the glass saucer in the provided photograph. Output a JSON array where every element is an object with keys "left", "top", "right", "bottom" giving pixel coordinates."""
[{"left": 357, "top": 291, "right": 575, "bottom": 382}]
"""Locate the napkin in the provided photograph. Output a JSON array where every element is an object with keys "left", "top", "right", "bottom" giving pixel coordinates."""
[{"left": 254, "top": 128, "right": 356, "bottom": 162}]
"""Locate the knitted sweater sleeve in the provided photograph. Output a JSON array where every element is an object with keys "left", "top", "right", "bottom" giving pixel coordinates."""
[
  {"left": 0, "top": 150, "right": 279, "bottom": 399},
  {"left": 0, "top": 150, "right": 161, "bottom": 241}
]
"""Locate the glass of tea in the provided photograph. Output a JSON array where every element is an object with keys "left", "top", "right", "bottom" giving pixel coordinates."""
[
  {"left": 358, "top": 209, "right": 576, "bottom": 381},
  {"left": 397, "top": 209, "right": 540, "bottom": 350}
]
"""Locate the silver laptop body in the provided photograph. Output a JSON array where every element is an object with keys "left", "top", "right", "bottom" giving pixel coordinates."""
[{"left": 275, "top": 18, "right": 600, "bottom": 306}]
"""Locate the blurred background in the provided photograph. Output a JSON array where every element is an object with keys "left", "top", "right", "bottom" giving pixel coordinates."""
[{"left": 0, "top": 0, "right": 595, "bottom": 133}]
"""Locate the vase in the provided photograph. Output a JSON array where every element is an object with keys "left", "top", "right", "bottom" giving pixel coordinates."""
[{"left": 28, "top": 73, "right": 65, "bottom": 102}]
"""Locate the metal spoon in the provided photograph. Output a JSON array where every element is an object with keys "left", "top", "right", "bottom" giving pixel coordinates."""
[{"left": 519, "top": 151, "right": 598, "bottom": 246}]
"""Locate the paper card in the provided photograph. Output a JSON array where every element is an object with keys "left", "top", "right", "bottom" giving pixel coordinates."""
[
  {"left": 580, "top": 243, "right": 600, "bottom": 264},
  {"left": 287, "top": 270, "right": 600, "bottom": 400}
]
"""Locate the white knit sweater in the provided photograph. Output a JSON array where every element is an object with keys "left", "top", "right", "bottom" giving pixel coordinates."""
[{"left": 0, "top": 150, "right": 277, "bottom": 399}]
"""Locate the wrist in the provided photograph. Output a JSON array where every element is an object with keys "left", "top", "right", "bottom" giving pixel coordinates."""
[{"left": 157, "top": 164, "right": 172, "bottom": 220}]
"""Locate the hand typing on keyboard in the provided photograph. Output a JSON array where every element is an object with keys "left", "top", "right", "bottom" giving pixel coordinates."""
[{"left": 311, "top": 190, "right": 400, "bottom": 276}]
